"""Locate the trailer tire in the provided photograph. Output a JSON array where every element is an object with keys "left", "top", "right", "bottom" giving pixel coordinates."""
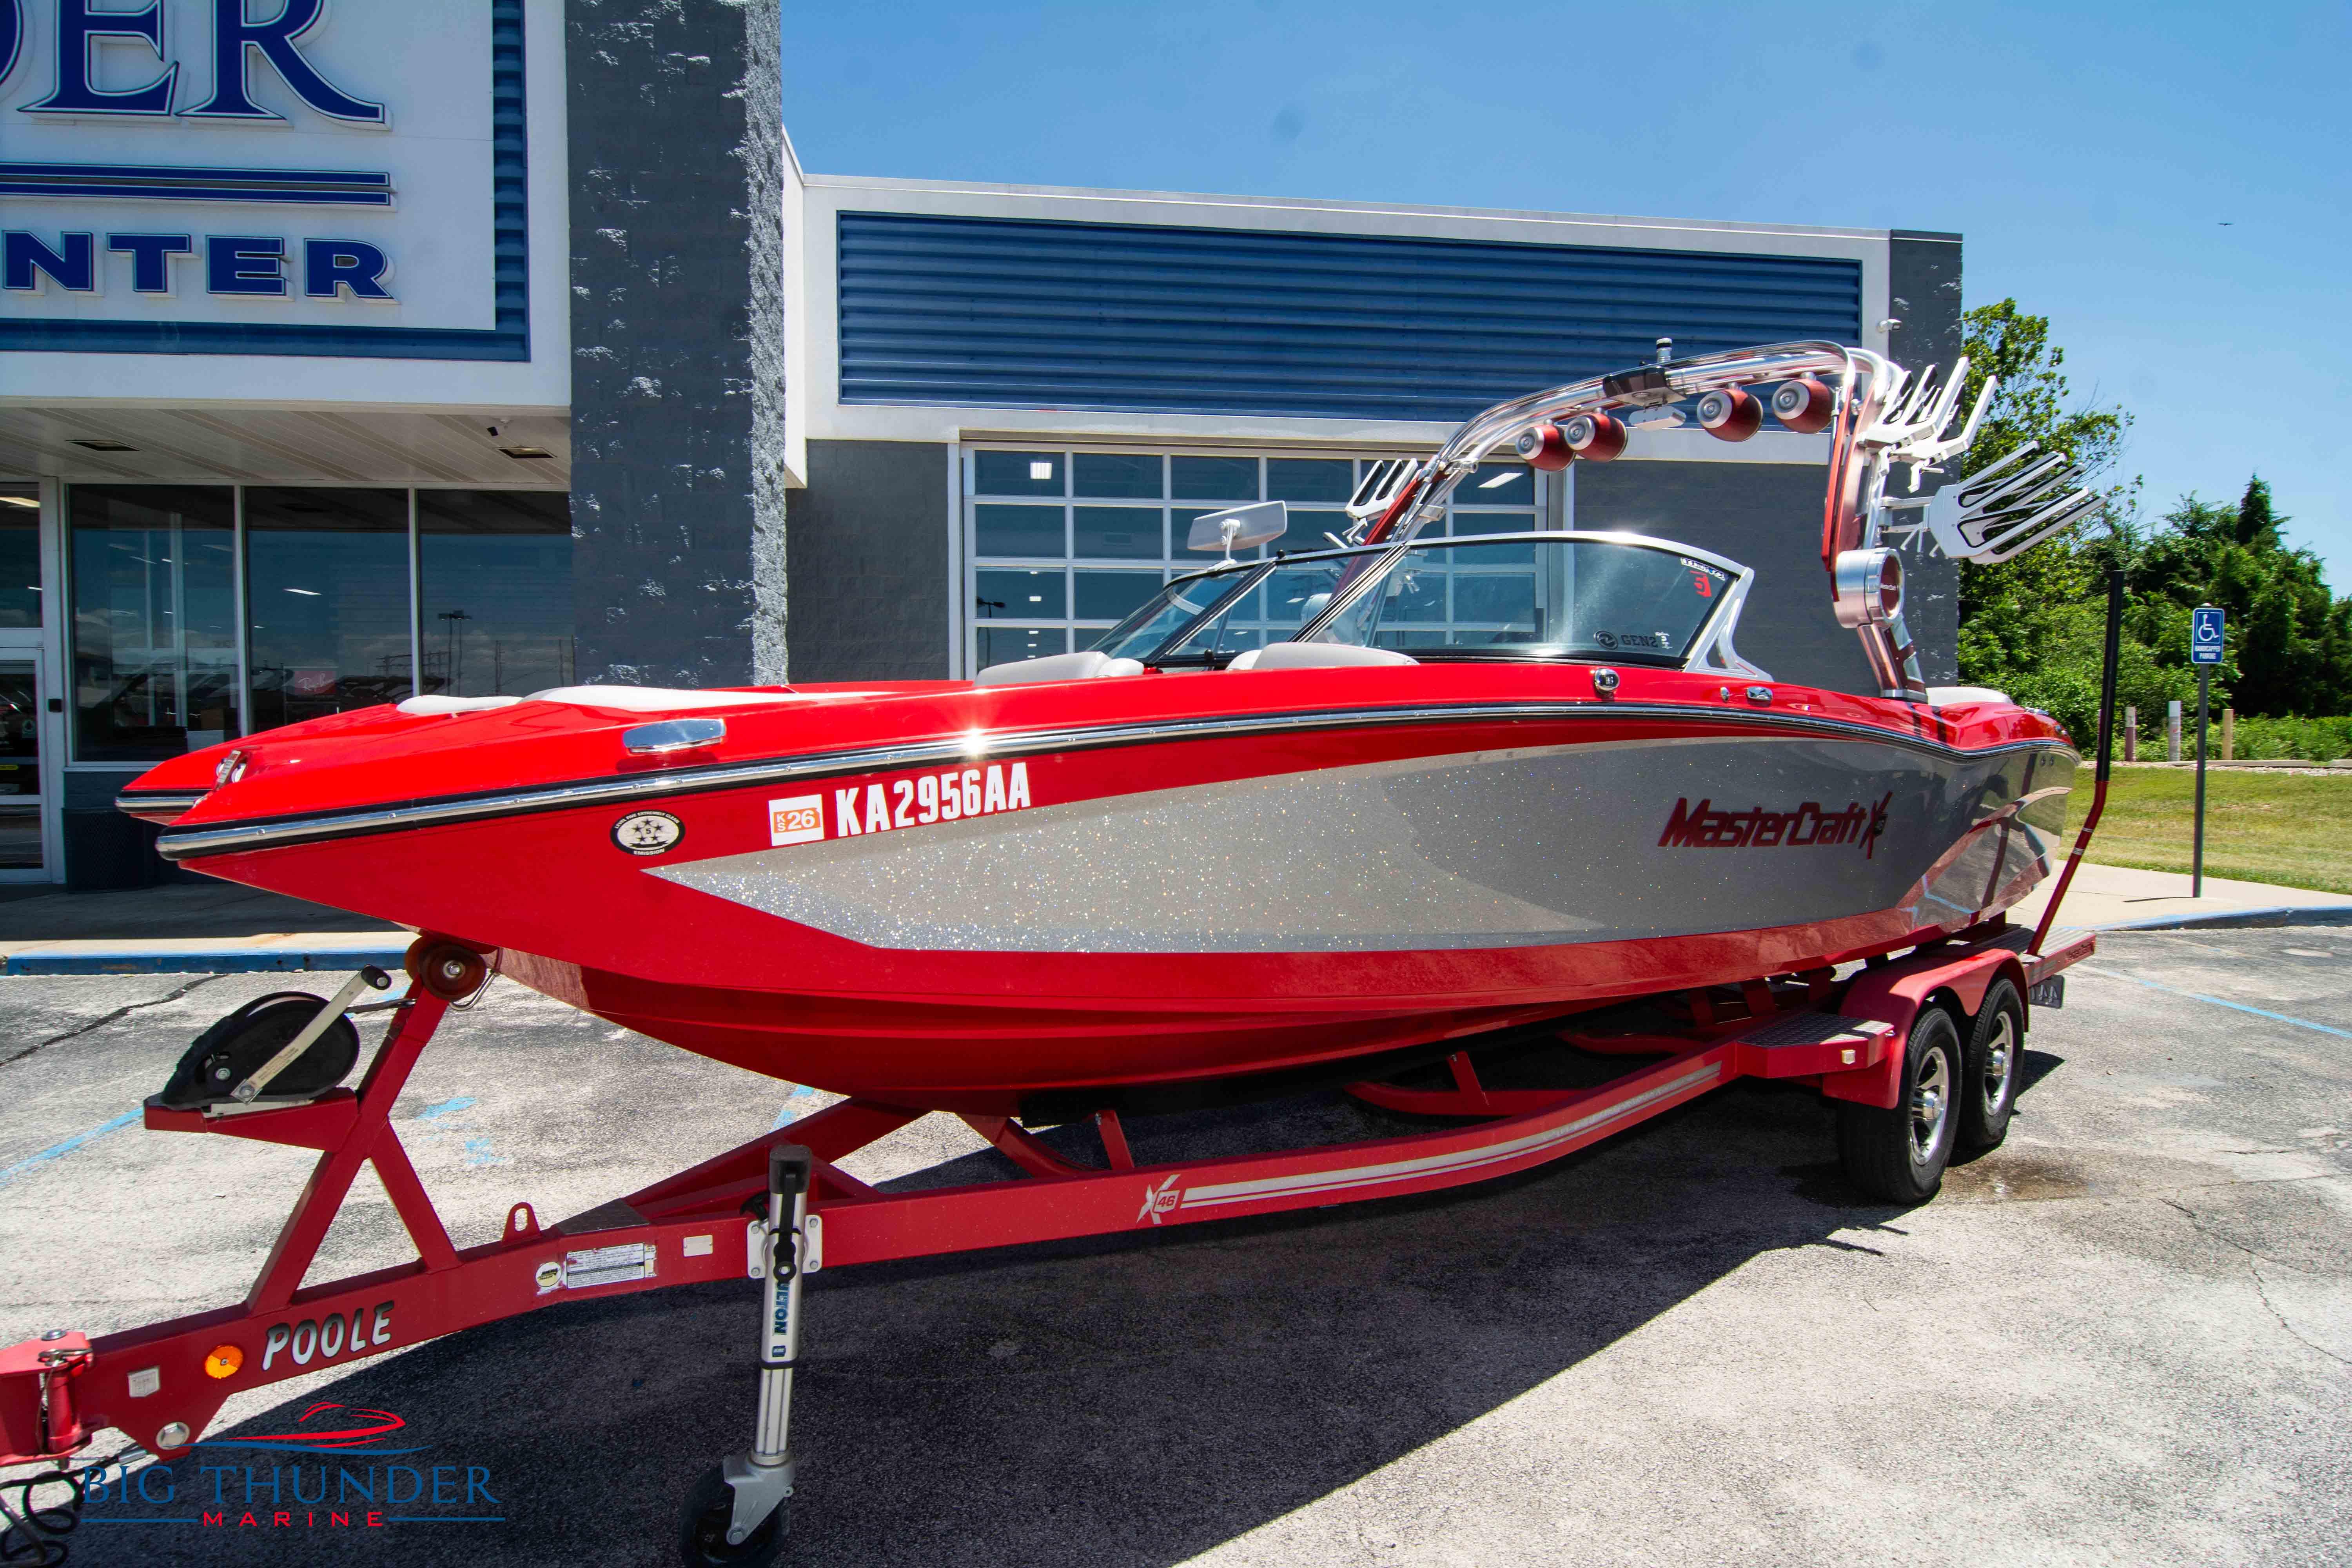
[
  {"left": 1836, "top": 1007, "right": 1961, "bottom": 1203},
  {"left": 1959, "top": 978, "right": 2025, "bottom": 1153},
  {"left": 678, "top": 1465, "right": 786, "bottom": 1567}
]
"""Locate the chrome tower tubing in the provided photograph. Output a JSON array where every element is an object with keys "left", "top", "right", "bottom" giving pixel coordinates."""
[
  {"left": 1381, "top": 343, "right": 1861, "bottom": 543},
  {"left": 1401, "top": 341, "right": 1934, "bottom": 699}
]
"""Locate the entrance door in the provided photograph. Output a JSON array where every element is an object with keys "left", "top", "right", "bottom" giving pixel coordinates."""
[{"left": 0, "top": 656, "right": 49, "bottom": 880}]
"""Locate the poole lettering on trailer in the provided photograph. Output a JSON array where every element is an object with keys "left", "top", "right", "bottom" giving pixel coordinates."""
[
  {"left": 1659, "top": 792, "right": 1893, "bottom": 859},
  {"left": 259, "top": 1301, "right": 396, "bottom": 1373}
]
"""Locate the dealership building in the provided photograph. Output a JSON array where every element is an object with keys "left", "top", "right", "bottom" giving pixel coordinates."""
[{"left": 0, "top": 0, "right": 1962, "bottom": 886}]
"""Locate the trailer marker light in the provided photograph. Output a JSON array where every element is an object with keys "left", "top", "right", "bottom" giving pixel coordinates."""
[{"left": 203, "top": 1345, "right": 242, "bottom": 1379}]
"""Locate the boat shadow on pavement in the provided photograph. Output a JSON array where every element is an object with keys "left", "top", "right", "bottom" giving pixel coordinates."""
[{"left": 102, "top": 1073, "right": 1959, "bottom": 1568}]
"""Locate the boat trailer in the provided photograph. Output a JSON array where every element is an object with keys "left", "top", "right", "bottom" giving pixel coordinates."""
[{"left": 1, "top": 919, "right": 2092, "bottom": 1563}]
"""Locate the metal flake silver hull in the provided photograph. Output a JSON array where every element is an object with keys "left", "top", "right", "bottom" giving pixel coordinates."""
[{"left": 652, "top": 734, "right": 2076, "bottom": 955}]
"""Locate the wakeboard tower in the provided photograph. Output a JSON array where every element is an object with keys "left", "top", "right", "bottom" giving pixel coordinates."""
[{"left": 2, "top": 340, "right": 2117, "bottom": 1566}]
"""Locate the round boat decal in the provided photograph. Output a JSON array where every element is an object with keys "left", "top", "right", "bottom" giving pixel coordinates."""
[{"left": 612, "top": 810, "right": 684, "bottom": 857}]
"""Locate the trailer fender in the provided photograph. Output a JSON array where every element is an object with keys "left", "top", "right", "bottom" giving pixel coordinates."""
[{"left": 1820, "top": 947, "right": 2029, "bottom": 1111}]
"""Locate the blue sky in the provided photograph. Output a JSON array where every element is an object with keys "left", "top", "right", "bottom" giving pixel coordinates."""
[{"left": 782, "top": 0, "right": 2352, "bottom": 590}]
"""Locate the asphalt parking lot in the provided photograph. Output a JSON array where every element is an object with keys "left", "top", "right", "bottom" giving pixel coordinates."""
[{"left": 2, "top": 928, "right": 2348, "bottom": 1568}]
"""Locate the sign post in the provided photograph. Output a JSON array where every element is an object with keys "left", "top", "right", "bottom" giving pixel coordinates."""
[{"left": 2190, "top": 605, "right": 2226, "bottom": 897}]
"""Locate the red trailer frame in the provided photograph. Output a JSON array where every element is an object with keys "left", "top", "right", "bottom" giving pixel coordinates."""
[{"left": 1, "top": 918, "right": 2091, "bottom": 1498}]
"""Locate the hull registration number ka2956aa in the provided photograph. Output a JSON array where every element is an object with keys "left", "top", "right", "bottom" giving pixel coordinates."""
[{"left": 769, "top": 761, "right": 1034, "bottom": 846}]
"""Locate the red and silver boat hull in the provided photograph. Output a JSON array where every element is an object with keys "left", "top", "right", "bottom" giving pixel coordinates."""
[{"left": 133, "top": 669, "right": 2074, "bottom": 1114}]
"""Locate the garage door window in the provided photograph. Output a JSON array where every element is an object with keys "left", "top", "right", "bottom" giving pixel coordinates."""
[{"left": 965, "top": 450, "right": 1543, "bottom": 672}]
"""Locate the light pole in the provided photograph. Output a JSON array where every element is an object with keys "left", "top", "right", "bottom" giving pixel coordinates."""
[{"left": 438, "top": 610, "right": 472, "bottom": 695}]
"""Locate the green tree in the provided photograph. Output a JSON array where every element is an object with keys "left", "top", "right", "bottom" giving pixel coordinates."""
[
  {"left": 1952, "top": 299, "right": 2136, "bottom": 620},
  {"left": 1937, "top": 301, "right": 2352, "bottom": 733},
  {"left": 2131, "top": 479, "right": 2352, "bottom": 717}
]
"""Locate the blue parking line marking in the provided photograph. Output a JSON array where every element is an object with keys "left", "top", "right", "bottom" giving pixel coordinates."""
[
  {"left": 2075, "top": 967, "right": 2352, "bottom": 1039},
  {"left": 0, "top": 1109, "right": 142, "bottom": 1191}
]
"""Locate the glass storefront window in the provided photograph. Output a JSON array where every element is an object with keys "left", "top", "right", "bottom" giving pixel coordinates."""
[
  {"left": 0, "top": 659, "right": 40, "bottom": 869},
  {"left": 976, "top": 626, "right": 1066, "bottom": 666},
  {"left": 0, "top": 484, "right": 39, "bottom": 628},
  {"left": 244, "top": 488, "right": 413, "bottom": 731},
  {"left": 418, "top": 491, "right": 575, "bottom": 696},
  {"left": 65, "top": 483, "right": 573, "bottom": 759},
  {"left": 68, "top": 486, "right": 240, "bottom": 762}
]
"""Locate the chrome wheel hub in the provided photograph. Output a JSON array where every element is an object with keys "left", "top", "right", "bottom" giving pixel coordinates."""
[
  {"left": 1982, "top": 1013, "right": 2016, "bottom": 1114},
  {"left": 1909, "top": 1047, "right": 1950, "bottom": 1166}
]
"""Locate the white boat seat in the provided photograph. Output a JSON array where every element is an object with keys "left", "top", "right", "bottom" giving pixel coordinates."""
[
  {"left": 975, "top": 650, "right": 1147, "bottom": 686},
  {"left": 1228, "top": 643, "right": 1419, "bottom": 671},
  {"left": 1926, "top": 685, "right": 2011, "bottom": 707}
]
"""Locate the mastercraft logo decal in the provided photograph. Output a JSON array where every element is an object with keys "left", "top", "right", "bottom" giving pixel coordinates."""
[
  {"left": 74, "top": 1402, "right": 503, "bottom": 1535},
  {"left": 1659, "top": 792, "right": 1893, "bottom": 858}
]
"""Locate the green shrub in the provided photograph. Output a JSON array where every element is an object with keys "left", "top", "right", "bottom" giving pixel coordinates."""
[{"left": 2222, "top": 714, "right": 2352, "bottom": 762}]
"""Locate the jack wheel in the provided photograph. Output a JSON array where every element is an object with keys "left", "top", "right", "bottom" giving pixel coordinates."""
[
  {"left": 1835, "top": 1006, "right": 1961, "bottom": 1203},
  {"left": 678, "top": 1465, "right": 786, "bottom": 1568},
  {"left": 1959, "top": 978, "right": 2025, "bottom": 1152}
]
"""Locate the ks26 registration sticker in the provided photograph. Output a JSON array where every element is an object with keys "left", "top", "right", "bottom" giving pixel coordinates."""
[{"left": 769, "top": 762, "right": 1034, "bottom": 846}]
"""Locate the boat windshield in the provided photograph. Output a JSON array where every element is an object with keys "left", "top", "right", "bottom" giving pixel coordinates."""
[
  {"left": 1307, "top": 535, "right": 1733, "bottom": 666},
  {"left": 1091, "top": 567, "right": 1259, "bottom": 661}
]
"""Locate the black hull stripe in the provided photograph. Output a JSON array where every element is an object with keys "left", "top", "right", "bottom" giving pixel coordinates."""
[{"left": 154, "top": 701, "right": 2076, "bottom": 861}]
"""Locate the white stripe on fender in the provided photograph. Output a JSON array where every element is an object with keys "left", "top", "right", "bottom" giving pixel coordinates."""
[{"left": 1175, "top": 1063, "right": 1722, "bottom": 1212}]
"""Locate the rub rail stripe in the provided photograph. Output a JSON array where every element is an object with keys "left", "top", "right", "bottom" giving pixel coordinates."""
[{"left": 153, "top": 702, "right": 2074, "bottom": 861}]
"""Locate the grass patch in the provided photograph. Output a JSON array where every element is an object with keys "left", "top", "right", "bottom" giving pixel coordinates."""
[{"left": 2087, "top": 767, "right": 2352, "bottom": 895}]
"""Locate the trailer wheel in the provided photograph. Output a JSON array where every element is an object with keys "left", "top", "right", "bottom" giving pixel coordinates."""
[
  {"left": 678, "top": 1465, "right": 786, "bottom": 1567},
  {"left": 1836, "top": 1007, "right": 1961, "bottom": 1203},
  {"left": 1958, "top": 978, "right": 2025, "bottom": 1153}
]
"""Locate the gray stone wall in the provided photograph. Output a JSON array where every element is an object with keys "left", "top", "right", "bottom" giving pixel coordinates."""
[
  {"left": 565, "top": 0, "right": 781, "bottom": 687},
  {"left": 1570, "top": 461, "right": 1879, "bottom": 694},
  {"left": 786, "top": 441, "right": 952, "bottom": 682},
  {"left": 1888, "top": 230, "right": 1965, "bottom": 685}
]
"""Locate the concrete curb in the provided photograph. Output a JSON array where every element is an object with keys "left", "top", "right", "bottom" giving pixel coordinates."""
[
  {"left": 2, "top": 944, "right": 409, "bottom": 976},
  {"left": 2100, "top": 906, "right": 2352, "bottom": 933}
]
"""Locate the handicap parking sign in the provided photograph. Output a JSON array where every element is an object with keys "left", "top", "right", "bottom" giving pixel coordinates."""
[{"left": 2191, "top": 606, "right": 2225, "bottom": 665}]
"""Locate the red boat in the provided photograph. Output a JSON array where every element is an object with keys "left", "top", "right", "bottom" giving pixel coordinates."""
[
  {"left": 7, "top": 341, "right": 2114, "bottom": 1564},
  {"left": 118, "top": 341, "right": 2091, "bottom": 1119}
]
